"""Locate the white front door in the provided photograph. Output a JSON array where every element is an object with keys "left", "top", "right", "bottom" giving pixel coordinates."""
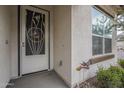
[{"left": 21, "top": 6, "right": 49, "bottom": 74}]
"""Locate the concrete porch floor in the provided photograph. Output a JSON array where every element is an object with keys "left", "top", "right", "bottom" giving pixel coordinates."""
[{"left": 7, "top": 70, "right": 68, "bottom": 88}]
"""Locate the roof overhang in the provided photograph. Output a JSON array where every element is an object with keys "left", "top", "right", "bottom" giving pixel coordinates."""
[{"left": 96, "top": 5, "right": 124, "bottom": 17}]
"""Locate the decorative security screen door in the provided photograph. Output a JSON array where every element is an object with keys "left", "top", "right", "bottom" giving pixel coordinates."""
[{"left": 21, "top": 6, "right": 49, "bottom": 74}]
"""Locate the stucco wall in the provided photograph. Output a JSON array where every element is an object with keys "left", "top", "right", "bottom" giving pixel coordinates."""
[
  {"left": 71, "top": 5, "right": 92, "bottom": 86},
  {"left": 0, "top": 6, "right": 11, "bottom": 87},
  {"left": 10, "top": 6, "right": 18, "bottom": 78},
  {"left": 10, "top": 5, "right": 54, "bottom": 78},
  {"left": 53, "top": 6, "right": 72, "bottom": 87},
  {"left": 71, "top": 5, "right": 117, "bottom": 87},
  {"left": 117, "top": 41, "right": 124, "bottom": 59}
]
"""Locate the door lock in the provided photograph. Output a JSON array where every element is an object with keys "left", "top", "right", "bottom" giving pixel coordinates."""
[{"left": 22, "top": 42, "right": 25, "bottom": 47}]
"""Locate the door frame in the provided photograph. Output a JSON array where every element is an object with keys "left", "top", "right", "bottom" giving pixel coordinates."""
[{"left": 18, "top": 5, "right": 50, "bottom": 76}]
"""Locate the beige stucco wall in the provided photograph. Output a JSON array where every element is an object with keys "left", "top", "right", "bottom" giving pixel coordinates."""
[
  {"left": 71, "top": 5, "right": 117, "bottom": 87},
  {"left": 71, "top": 5, "right": 92, "bottom": 86},
  {"left": 53, "top": 6, "right": 72, "bottom": 87},
  {"left": 0, "top": 6, "right": 11, "bottom": 87},
  {"left": 117, "top": 41, "right": 124, "bottom": 59},
  {"left": 10, "top": 6, "right": 18, "bottom": 78}
]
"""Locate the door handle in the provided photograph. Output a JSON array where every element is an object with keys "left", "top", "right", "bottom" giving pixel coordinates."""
[{"left": 22, "top": 42, "right": 25, "bottom": 47}]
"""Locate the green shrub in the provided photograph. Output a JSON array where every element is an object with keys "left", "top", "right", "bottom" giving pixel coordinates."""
[
  {"left": 118, "top": 59, "right": 124, "bottom": 68},
  {"left": 96, "top": 66, "right": 124, "bottom": 88}
]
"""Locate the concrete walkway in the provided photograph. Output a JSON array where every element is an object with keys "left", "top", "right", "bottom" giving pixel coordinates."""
[{"left": 7, "top": 70, "right": 68, "bottom": 88}]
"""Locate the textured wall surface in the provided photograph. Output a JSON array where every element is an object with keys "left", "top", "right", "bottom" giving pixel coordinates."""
[
  {"left": 53, "top": 6, "right": 72, "bottom": 87},
  {"left": 0, "top": 6, "right": 11, "bottom": 87}
]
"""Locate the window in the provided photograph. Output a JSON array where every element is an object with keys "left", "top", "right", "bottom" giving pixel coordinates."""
[
  {"left": 105, "top": 38, "right": 112, "bottom": 53},
  {"left": 92, "top": 36, "right": 103, "bottom": 55},
  {"left": 92, "top": 7, "right": 113, "bottom": 55}
]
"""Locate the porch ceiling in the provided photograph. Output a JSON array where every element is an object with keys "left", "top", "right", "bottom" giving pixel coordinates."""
[
  {"left": 111, "top": 5, "right": 124, "bottom": 15},
  {"left": 98, "top": 5, "right": 124, "bottom": 16}
]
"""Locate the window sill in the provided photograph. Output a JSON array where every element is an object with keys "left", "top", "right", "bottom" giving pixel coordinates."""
[
  {"left": 92, "top": 52, "right": 113, "bottom": 58},
  {"left": 90, "top": 54, "right": 115, "bottom": 65}
]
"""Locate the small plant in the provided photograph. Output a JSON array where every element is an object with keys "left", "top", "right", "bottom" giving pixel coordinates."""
[
  {"left": 96, "top": 66, "right": 124, "bottom": 88},
  {"left": 118, "top": 59, "right": 124, "bottom": 68}
]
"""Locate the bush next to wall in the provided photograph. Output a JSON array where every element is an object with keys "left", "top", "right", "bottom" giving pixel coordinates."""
[
  {"left": 118, "top": 59, "right": 124, "bottom": 69},
  {"left": 96, "top": 66, "right": 124, "bottom": 88}
]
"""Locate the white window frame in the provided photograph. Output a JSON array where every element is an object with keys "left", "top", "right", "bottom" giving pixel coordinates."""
[{"left": 92, "top": 6, "right": 113, "bottom": 57}]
